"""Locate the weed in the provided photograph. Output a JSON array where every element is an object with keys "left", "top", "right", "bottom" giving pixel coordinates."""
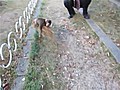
[
  {"left": 30, "top": 31, "right": 40, "bottom": 59},
  {"left": 39, "top": 0, "right": 46, "bottom": 17}
]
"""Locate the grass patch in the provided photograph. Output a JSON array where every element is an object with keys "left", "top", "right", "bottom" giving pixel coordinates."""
[
  {"left": 29, "top": 31, "right": 40, "bottom": 59},
  {"left": 24, "top": 30, "right": 64, "bottom": 90},
  {"left": 39, "top": 0, "right": 46, "bottom": 17}
]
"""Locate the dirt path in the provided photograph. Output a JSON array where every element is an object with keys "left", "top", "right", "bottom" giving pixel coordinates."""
[{"left": 40, "top": 0, "right": 120, "bottom": 90}]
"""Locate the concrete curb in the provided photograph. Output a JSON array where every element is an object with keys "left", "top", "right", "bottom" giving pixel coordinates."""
[
  {"left": 11, "top": 0, "right": 43, "bottom": 90},
  {"left": 79, "top": 8, "right": 120, "bottom": 63},
  {"left": 86, "top": 19, "right": 120, "bottom": 63},
  {"left": 109, "top": 0, "right": 120, "bottom": 7}
]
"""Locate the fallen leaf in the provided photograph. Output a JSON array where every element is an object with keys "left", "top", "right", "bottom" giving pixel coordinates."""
[{"left": 22, "top": 77, "right": 25, "bottom": 81}]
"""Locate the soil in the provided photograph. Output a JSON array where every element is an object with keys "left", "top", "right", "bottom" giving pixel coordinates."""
[{"left": 36, "top": 0, "right": 120, "bottom": 89}]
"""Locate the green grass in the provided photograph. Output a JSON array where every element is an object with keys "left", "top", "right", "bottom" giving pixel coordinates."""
[
  {"left": 29, "top": 31, "right": 40, "bottom": 59},
  {"left": 24, "top": 30, "right": 64, "bottom": 90},
  {"left": 24, "top": 31, "right": 40, "bottom": 90}
]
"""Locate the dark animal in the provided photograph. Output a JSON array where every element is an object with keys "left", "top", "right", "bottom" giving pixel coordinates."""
[
  {"left": 64, "top": 0, "right": 91, "bottom": 19},
  {"left": 32, "top": 18, "right": 52, "bottom": 37}
]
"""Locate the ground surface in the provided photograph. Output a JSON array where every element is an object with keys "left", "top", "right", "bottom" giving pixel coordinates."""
[
  {"left": 0, "top": 0, "right": 120, "bottom": 90},
  {"left": 89, "top": 0, "right": 120, "bottom": 48},
  {"left": 0, "top": 0, "right": 29, "bottom": 88},
  {"left": 0, "top": 0, "right": 29, "bottom": 45},
  {"left": 29, "top": 0, "right": 120, "bottom": 90}
]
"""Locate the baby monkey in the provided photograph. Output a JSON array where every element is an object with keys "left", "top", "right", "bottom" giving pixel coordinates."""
[{"left": 32, "top": 18, "right": 52, "bottom": 37}]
